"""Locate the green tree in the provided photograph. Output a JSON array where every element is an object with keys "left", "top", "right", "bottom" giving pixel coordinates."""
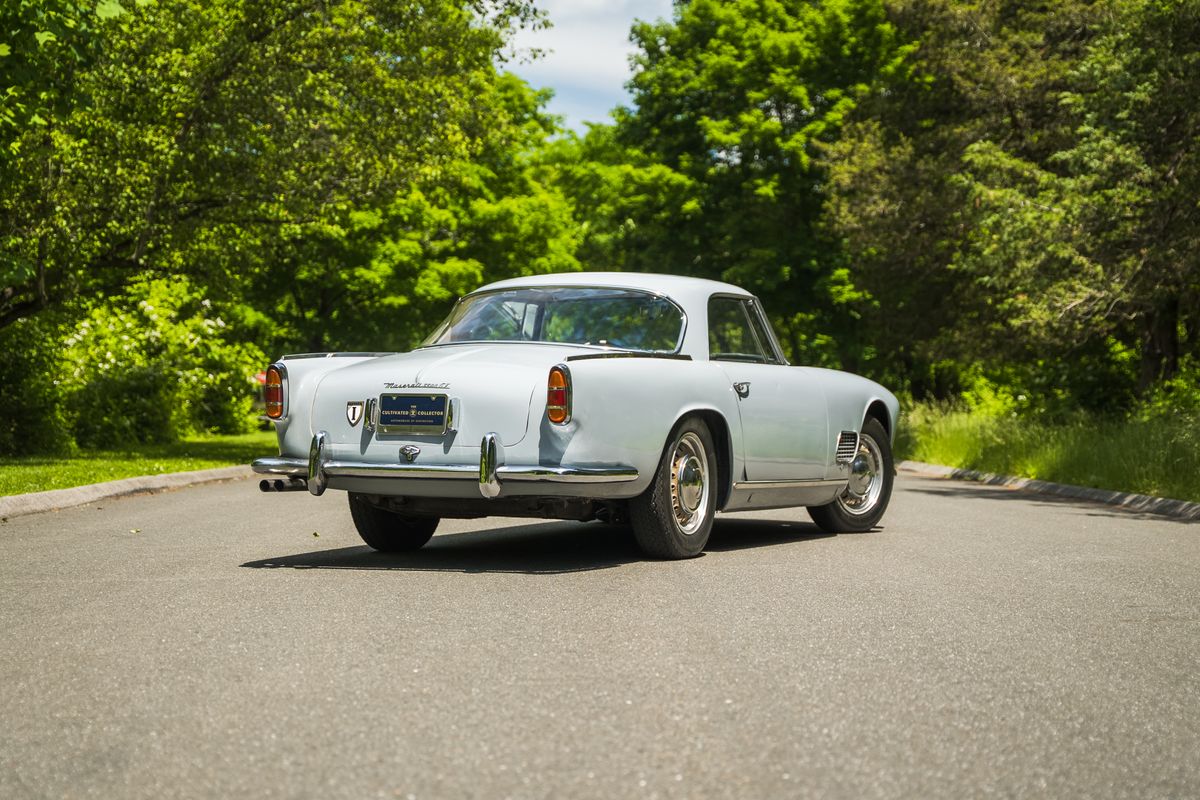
[
  {"left": 0, "top": 0, "right": 540, "bottom": 330},
  {"left": 584, "top": 0, "right": 910, "bottom": 368},
  {"left": 820, "top": 0, "right": 1109, "bottom": 396},
  {"left": 0, "top": 0, "right": 124, "bottom": 153},
  {"left": 956, "top": 0, "right": 1200, "bottom": 391},
  {"left": 245, "top": 72, "right": 581, "bottom": 355}
]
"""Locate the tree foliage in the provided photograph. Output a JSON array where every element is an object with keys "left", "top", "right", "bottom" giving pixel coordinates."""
[
  {"left": 2, "top": 0, "right": 1199, "bottom": 456},
  {"left": 0, "top": 0, "right": 541, "bottom": 330},
  {"left": 0, "top": 0, "right": 556, "bottom": 453},
  {"left": 587, "top": 0, "right": 913, "bottom": 367},
  {"left": 821, "top": 0, "right": 1199, "bottom": 406}
]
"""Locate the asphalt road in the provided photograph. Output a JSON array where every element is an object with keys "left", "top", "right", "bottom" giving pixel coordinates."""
[{"left": 1, "top": 474, "right": 1197, "bottom": 799}]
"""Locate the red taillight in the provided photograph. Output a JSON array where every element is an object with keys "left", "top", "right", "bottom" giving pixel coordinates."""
[
  {"left": 547, "top": 366, "right": 570, "bottom": 424},
  {"left": 264, "top": 365, "right": 285, "bottom": 419}
]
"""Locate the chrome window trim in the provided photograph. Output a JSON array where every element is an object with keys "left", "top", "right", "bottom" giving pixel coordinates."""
[
  {"left": 745, "top": 297, "right": 790, "bottom": 366},
  {"left": 420, "top": 285, "right": 690, "bottom": 356}
]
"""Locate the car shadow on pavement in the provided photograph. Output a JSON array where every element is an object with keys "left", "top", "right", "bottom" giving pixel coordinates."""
[
  {"left": 241, "top": 517, "right": 833, "bottom": 575},
  {"left": 905, "top": 481, "right": 1197, "bottom": 523},
  {"left": 706, "top": 517, "right": 834, "bottom": 550}
]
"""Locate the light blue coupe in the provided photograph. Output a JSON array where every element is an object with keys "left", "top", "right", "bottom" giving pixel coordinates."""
[{"left": 253, "top": 273, "right": 899, "bottom": 559}]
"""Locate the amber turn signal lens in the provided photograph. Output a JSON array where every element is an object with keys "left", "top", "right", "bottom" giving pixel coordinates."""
[
  {"left": 546, "top": 366, "right": 570, "bottom": 424},
  {"left": 264, "top": 366, "right": 284, "bottom": 419}
]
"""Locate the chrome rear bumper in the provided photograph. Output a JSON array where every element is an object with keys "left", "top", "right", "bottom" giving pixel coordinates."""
[{"left": 251, "top": 431, "right": 639, "bottom": 499}]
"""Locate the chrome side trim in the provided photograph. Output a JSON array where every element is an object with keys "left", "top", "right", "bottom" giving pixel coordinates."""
[
  {"left": 731, "top": 478, "right": 848, "bottom": 491},
  {"left": 252, "top": 457, "right": 308, "bottom": 477},
  {"left": 499, "top": 466, "right": 639, "bottom": 483}
]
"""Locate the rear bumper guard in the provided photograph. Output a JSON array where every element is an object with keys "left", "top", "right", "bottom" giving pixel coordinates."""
[{"left": 251, "top": 431, "right": 639, "bottom": 499}]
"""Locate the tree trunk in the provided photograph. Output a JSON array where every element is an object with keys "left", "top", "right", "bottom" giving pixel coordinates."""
[{"left": 1138, "top": 296, "right": 1180, "bottom": 390}]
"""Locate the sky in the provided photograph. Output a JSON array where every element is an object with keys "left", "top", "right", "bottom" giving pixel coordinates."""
[{"left": 507, "top": 0, "right": 675, "bottom": 134}]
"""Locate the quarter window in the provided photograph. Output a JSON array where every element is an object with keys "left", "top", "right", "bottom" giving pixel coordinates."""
[{"left": 708, "top": 296, "right": 772, "bottom": 363}]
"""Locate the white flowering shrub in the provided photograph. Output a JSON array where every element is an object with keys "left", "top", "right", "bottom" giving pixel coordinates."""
[{"left": 60, "top": 279, "right": 266, "bottom": 447}]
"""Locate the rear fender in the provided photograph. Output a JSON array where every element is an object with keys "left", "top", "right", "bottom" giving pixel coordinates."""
[
  {"left": 269, "top": 353, "right": 388, "bottom": 457},
  {"left": 548, "top": 358, "right": 744, "bottom": 501}
]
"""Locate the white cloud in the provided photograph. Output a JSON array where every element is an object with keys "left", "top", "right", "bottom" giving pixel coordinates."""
[{"left": 506, "top": 0, "right": 674, "bottom": 131}]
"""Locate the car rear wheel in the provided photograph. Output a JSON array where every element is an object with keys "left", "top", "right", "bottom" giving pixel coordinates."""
[
  {"left": 630, "top": 417, "right": 716, "bottom": 559},
  {"left": 348, "top": 492, "right": 439, "bottom": 552},
  {"left": 808, "top": 417, "right": 893, "bottom": 533}
]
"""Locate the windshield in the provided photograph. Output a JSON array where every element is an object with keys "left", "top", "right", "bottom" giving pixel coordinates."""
[{"left": 422, "top": 287, "right": 685, "bottom": 352}]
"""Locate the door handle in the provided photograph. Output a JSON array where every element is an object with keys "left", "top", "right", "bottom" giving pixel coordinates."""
[{"left": 733, "top": 381, "right": 751, "bottom": 398}]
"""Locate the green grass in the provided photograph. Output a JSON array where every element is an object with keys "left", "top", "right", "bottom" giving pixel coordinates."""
[
  {"left": 897, "top": 405, "right": 1200, "bottom": 503},
  {"left": 0, "top": 431, "right": 276, "bottom": 497}
]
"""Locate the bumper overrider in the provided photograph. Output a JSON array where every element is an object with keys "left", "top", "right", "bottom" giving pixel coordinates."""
[{"left": 252, "top": 431, "right": 639, "bottom": 499}]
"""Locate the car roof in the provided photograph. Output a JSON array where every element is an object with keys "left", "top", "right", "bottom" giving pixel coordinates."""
[
  {"left": 468, "top": 272, "right": 762, "bottom": 360},
  {"left": 472, "top": 271, "right": 754, "bottom": 304}
]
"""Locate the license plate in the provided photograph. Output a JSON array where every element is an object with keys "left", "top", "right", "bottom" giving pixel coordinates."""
[{"left": 377, "top": 394, "right": 448, "bottom": 434}]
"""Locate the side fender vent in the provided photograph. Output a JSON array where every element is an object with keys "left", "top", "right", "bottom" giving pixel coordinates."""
[{"left": 835, "top": 431, "right": 859, "bottom": 465}]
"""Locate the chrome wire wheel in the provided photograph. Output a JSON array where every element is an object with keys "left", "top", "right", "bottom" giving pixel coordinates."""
[
  {"left": 669, "top": 431, "right": 710, "bottom": 535},
  {"left": 837, "top": 432, "right": 885, "bottom": 517}
]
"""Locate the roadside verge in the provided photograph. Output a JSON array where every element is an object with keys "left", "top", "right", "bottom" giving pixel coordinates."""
[
  {"left": 0, "top": 466, "right": 253, "bottom": 520},
  {"left": 899, "top": 460, "right": 1200, "bottom": 521}
]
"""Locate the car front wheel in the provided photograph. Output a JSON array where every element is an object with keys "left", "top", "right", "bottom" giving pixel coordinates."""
[
  {"left": 808, "top": 417, "right": 894, "bottom": 533},
  {"left": 630, "top": 417, "right": 717, "bottom": 559},
  {"left": 348, "top": 493, "right": 439, "bottom": 552}
]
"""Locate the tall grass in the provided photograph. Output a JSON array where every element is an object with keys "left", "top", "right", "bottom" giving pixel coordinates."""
[{"left": 897, "top": 404, "right": 1200, "bottom": 503}]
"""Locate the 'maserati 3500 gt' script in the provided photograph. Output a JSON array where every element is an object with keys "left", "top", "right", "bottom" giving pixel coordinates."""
[{"left": 252, "top": 273, "right": 899, "bottom": 559}]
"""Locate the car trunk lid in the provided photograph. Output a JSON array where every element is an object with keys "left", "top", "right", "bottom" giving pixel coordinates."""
[{"left": 307, "top": 343, "right": 592, "bottom": 452}]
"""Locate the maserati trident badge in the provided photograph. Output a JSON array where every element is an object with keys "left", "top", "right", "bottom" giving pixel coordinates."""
[
  {"left": 346, "top": 401, "right": 364, "bottom": 427},
  {"left": 400, "top": 445, "right": 421, "bottom": 463}
]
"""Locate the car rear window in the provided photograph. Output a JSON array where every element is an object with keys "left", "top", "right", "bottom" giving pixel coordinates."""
[{"left": 422, "top": 287, "right": 685, "bottom": 352}]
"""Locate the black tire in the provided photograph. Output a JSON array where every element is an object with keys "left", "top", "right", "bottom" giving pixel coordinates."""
[
  {"left": 808, "top": 416, "right": 894, "bottom": 533},
  {"left": 630, "top": 417, "right": 718, "bottom": 559},
  {"left": 347, "top": 493, "right": 439, "bottom": 552}
]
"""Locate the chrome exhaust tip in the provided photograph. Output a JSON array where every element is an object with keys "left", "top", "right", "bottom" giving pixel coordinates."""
[{"left": 259, "top": 478, "right": 309, "bottom": 493}]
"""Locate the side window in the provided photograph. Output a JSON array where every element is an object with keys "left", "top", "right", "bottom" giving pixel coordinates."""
[
  {"left": 708, "top": 296, "right": 769, "bottom": 363},
  {"left": 744, "top": 300, "right": 782, "bottom": 363}
]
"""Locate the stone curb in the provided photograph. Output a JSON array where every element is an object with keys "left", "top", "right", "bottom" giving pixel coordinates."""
[
  {"left": 0, "top": 466, "right": 254, "bottom": 520},
  {"left": 899, "top": 460, "right": 1200, "bottom": 521}
]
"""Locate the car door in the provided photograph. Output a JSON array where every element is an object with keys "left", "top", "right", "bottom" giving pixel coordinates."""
[{"left": 708, "top": 294, "right": 829, "bottom": 481}]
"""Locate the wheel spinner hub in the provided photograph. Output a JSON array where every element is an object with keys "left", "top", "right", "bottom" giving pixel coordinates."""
[
  {"left": 669, "top": 432, "right": 709, "bottom": 535},
  {"left": 847, "top": 453, "right": 875, "bottom": 498},
  {"left": 838, "top": 434, "right": 883, "bottom": 516}
]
